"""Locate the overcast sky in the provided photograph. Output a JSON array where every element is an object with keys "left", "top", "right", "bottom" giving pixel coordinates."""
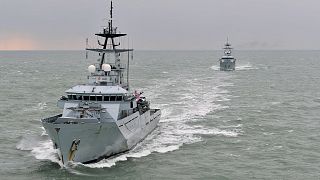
[{"left": 0, "top": 0, "right": 320, "bottom": 50}]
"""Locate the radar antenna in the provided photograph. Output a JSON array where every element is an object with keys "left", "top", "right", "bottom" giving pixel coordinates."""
[{"left": 86, "top": 38, "right": 89, "bottom": 59}]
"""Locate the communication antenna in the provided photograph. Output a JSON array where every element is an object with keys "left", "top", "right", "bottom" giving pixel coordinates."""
[
  {"left": 127, "top": 37, "right": 130, "bottom": 90},
  {"left": 110, "top": 0, "right": 113, "bottom": 23},
  {"left": 86, "top": 38, "right": 89, "bottom": 59},
  {"left": 131, "top": 39, "right": 134, "bottom": 61}
]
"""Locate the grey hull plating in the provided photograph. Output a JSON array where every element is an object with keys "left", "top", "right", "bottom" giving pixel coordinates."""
[
  {"left": 220, "top": 58, "right": 236, "bottom": 71},
  {"left": 42, "top": 109, "right": 161, "bottom": 164}
]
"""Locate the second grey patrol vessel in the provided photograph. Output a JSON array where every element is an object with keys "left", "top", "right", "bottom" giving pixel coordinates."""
[
  {"left": 41, "top": 1, "right": 161, "bottom": 165},
  {"left": 219, "top": 39, "right": 236, "bottom": 71}
]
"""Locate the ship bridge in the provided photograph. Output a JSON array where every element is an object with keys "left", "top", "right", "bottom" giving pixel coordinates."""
[{"left": 66, "top": 85, "right": 128, "bottom": 95}]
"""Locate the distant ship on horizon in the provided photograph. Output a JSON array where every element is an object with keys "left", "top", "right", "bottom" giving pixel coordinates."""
[{"left": 219, "top": 39, "right": 236, "bottom": 71}]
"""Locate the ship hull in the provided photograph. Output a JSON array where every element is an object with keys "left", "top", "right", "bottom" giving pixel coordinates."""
[
  {"left": 42, "top": 109, "right": 161, "bottom": 164},
  {"left": 220, "top": 59, "right": 236, "bottom": 71}
]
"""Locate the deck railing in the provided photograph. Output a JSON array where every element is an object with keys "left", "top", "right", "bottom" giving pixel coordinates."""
[{"left": 42, "top": 114, "right": 62, "bottom": 123}]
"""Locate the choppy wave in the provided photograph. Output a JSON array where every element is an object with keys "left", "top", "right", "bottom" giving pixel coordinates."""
[
  {"left": 235, "top": 63, "right": 259, "bottom": 71},
  {"left": 23, "top": 102, "right": 47, "bottom": 112},
  {"left": 211, "top": 63, "right": 258, "bottom": 71},
  {"left": 16, "top": 135, "right": 63, "bottom": 167},
  {"left": 210, "top": 65, "right": 220, "bottom": 71}
]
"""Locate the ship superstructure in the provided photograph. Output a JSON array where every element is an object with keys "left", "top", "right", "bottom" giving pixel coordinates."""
[
  {"left": 219, "top": 39, "right": 236, "bottom": 71},
  {"left": 41, "top": 1, "right": 161, "bottom": 165}
]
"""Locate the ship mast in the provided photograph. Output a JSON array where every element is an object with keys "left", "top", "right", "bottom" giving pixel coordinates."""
[
  {"left": 86, "top": 0, "right": 133, "bottom": 90},
  {"left": 223, "top": 38, "right": 233, "bottom": 56},
  {"left": 100, "top": 0, "right": 120, "bottom": 68}
]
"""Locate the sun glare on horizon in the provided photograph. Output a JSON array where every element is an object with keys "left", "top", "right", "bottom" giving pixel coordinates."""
[{"left": 0, "top": 37, "right": 38, "bottom": 50}]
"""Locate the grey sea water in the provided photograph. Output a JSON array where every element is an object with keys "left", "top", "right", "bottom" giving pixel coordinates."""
[{"left": 0, "top": 50, "right": 320, "bottom": 179}]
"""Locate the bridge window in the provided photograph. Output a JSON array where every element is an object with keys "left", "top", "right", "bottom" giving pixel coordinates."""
[
  {"left": 104, "top": 96, "right": 110, "bottom": 101},
  {"left": 98, "top": 95, "right": 124, "bottom": 102},
  {"left": 83, "top": 96, "right": 89, "bottom": 101},
  {"left": 90, "top": 96, "right": 96, "bottom": 101},
  {"left": 67, "top": 94, "right": 84, "bottom": 100},
  {"left": 76, "top": 95, "right": 82, "bottom": 100},
  {"left": 67, "top": 95, "right": 126, "bottom": 101},
  {"left": 97, "top": 96, "right": 102, "bottom": 101},
  {"left": 116, "top": 96, "right": 123, "bottom": 101},
  {"left": 110, "top": 96, "right": 116, "bottom": 101}
]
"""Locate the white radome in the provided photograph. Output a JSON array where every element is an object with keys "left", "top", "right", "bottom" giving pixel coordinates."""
[
  {"left": 102, "top": 64, "right": 112, "bottom": 72},
  {"left": 88, "top": 65, "right": 96, "bottom": 73}
]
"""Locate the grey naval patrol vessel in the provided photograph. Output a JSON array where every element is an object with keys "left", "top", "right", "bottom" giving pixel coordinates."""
[
  {"left": 219, "top": 39, "right": 236, "bottom": 71},
  {"left": 41, "top": 1, "right": 161, "bottom": 165}
]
